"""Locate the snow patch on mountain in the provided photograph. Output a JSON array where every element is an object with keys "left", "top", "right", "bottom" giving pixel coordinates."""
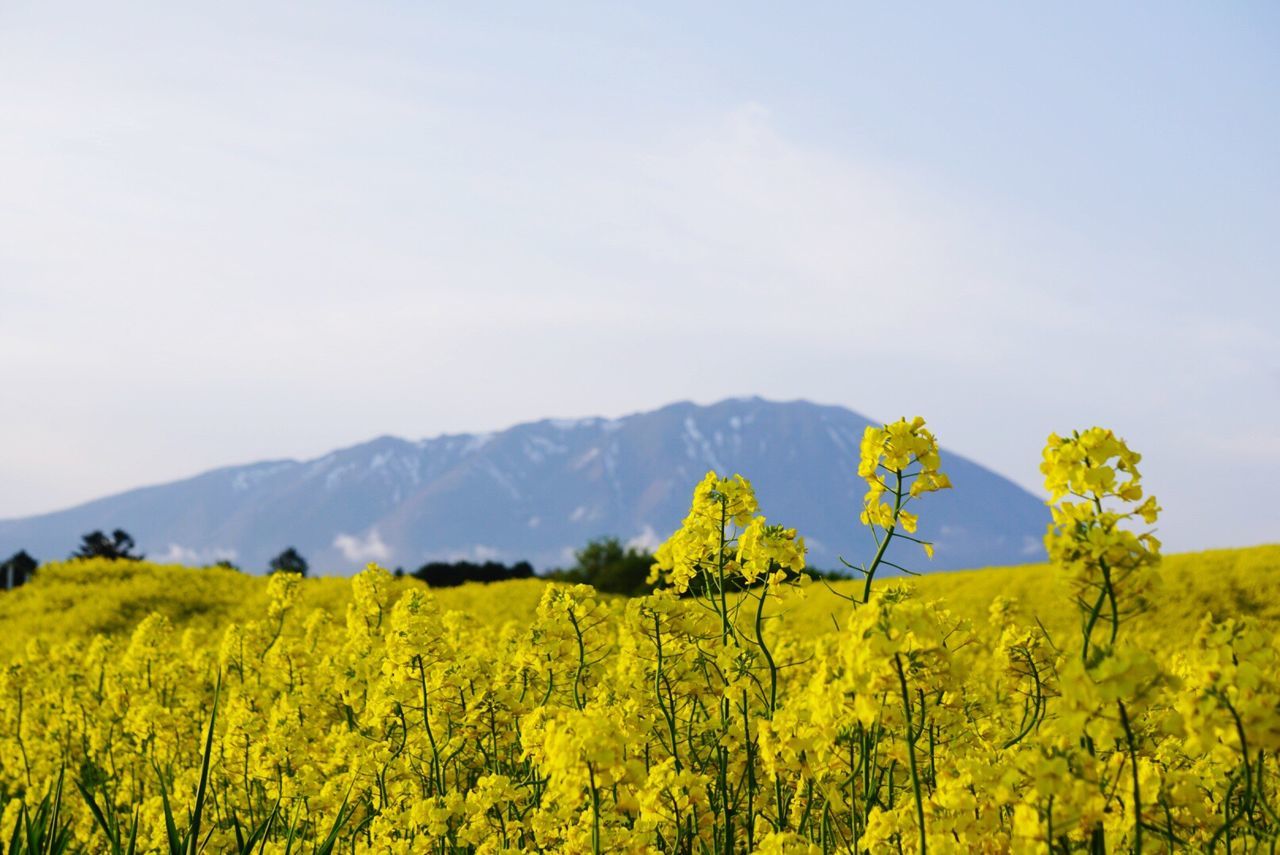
[
  {"left": 231, "top": 462, "right": 294, "bottom": 492},
  {"left": 524, "top": 435, "right": 568, "bottom": 463},
  {"left": 325, "top": 463, "right": 357, "bottom": 490},
  {"left": 826, "top": 426, "right": 853, "bottom": 457},
  {"left": 552, "top": 417, "right": 609, "bottom": 431},
  {"left": 477, "top": 459, "right": 521, "bottom": 500},
  {"left": 463, "top": 433, "right": 495, "bottom": 454},
  {"left": 682, "top": 417, "right": 726, "bottom": 472},
  {"left": 572, "top": 448, "right": 601, "bottom": 470}
]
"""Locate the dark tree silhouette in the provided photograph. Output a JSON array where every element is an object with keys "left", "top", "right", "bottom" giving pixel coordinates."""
[
  {"left": 562, "top": 536, "right": 655, "bottom": 595},
  {"left": 209, "top": 559, "right": 242, "bottom": 572},
  {"left": 412, "top": 559, "right": 534, "bottom": 588},
  {"left": 269, "top": 547, "right": 309, "bottom": 577},
  {"left": 72, "top": 529, "right": 143, "bottom": 561},
  {"left": 1, "top": 550, "right": 37, "bottom": 589}
]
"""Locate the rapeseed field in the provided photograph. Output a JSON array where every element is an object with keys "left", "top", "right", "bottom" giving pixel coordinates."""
[{"left": 1, "top": 420, "right": 1276, "bottom": 853}]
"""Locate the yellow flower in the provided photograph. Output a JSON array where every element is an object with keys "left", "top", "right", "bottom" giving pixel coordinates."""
[{"left": 857, "top": 416, "right": 951, "bottom": 533}]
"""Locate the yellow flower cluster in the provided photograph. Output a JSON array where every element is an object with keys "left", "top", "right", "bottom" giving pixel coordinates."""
[
  {"left": 845, "top": 417, "right": 952, "bottom": 605},
  {"left": 857, "top": 417, "right": 951, "bottom": 536},
  {"left": 650, "top": 471, "right": 805, "bottom": 595},
  {"left": 0, "top": 429, "right": 1277, "bottom": 853},
  {"left": 1042, "top": 427, "right": 1162, "bottom": 661}
]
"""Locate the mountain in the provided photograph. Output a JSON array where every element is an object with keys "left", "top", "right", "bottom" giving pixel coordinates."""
[{"left": 0, "top": 398, "right": 1049, "bottom": 575}]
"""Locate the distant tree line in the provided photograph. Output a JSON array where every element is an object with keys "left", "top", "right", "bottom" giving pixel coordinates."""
[
  {"left": 2, "top": 528, "right": 146, "bottom": 590},
  {"left": 406, "top": 537, "right": 657, "bottom": 594},
  {"left": 408, "top": 537, "right": 844, "bottom": 595},
  {"left": 0, "top": 530, "right": 315, "bottom": 590},
  {"left": 410, "top": 559, "right": 535, "bottom": 587},
  {"left": 544, "top": 537, "right": 657, "bottom": 595},
  {"left": 1, "top": 529, "right": 845, "bottom": 594}
]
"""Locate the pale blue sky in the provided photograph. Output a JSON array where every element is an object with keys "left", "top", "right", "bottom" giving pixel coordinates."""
[{"left": 1, "top": 2, "right": 1277, "bottom": 551}]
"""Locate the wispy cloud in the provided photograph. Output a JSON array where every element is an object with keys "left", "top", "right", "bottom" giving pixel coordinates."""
[
  {"left": 0, "top": 3, "right": 1276, "bottom": 553},
  {"left": 333, "top": 530, "right": 391, "bottom": 564},
  {"left": 153, "top": 544, "right": 237, "bottom": 566}
]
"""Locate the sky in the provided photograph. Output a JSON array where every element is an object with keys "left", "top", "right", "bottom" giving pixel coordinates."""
[{"left": 1, "top": 2, "right": 1277, "bottom": 552}]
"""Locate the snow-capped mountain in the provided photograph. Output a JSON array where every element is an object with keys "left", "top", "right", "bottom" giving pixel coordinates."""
[{"left": 0, "top": 398, "right": 1049, "bottom": 574}]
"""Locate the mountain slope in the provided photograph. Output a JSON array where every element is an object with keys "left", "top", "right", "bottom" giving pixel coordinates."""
[{"left": 0, "top": 398, "right": 1049, "bottom": 574}]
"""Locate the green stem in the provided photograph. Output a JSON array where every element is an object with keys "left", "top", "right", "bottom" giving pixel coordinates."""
[
  {"left": 588, "top": 764, "right": 601, "bottom": 855},
  {"left": 893, "top": 654, "right": 926, "bottom": 855},
  {"left": 567, "top": 608, "right": 588, "bottom": 711},
  {"left": 1118, "top": 700, "right": 1143, "bottom": 855},
  {"left": 717, "top": 500, "right": 730, "bottom": 642},
  {"left": 754, "top": 589, "right": 779, "bottom": 716},
  {"left": 860, "top": 470, "right": 904, "bottom": 604}
]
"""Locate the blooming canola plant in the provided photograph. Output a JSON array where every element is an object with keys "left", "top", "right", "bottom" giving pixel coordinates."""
[{"left": 0, "top": 419, "right": 1277, "bottom": 853}]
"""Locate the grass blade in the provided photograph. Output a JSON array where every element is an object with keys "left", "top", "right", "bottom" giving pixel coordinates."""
[
  {"left": 76, "top": 781, "right": 122, "bottom": 855},
  {"left": 159, "top": 781, "right": 182, "bottom": 855},
  {"left": 186, "top": 673, "right": 222, "bottom": 855}
]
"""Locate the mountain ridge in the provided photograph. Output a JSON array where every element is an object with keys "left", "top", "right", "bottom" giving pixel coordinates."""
[{"left": 0, "top": 398, "right": 1049, "bottom": 574}]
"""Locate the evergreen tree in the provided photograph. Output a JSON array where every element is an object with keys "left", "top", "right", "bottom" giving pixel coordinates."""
[
  {"left": 567, "top": 536, "right": 655, "bottom": 595},
  {"left": 269, "top": 547, "right": 309, "bottom": 577},
  {"left": 72, "top": 529, "right": 143, "bottom": 561},
  {"left": 1, "top": 550, "right": 37, "bottom": 589}
]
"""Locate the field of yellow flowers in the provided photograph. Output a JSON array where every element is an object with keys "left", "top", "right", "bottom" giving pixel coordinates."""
[{"left": 1, "top": 420, "right": 1277, "bottom": 853}]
